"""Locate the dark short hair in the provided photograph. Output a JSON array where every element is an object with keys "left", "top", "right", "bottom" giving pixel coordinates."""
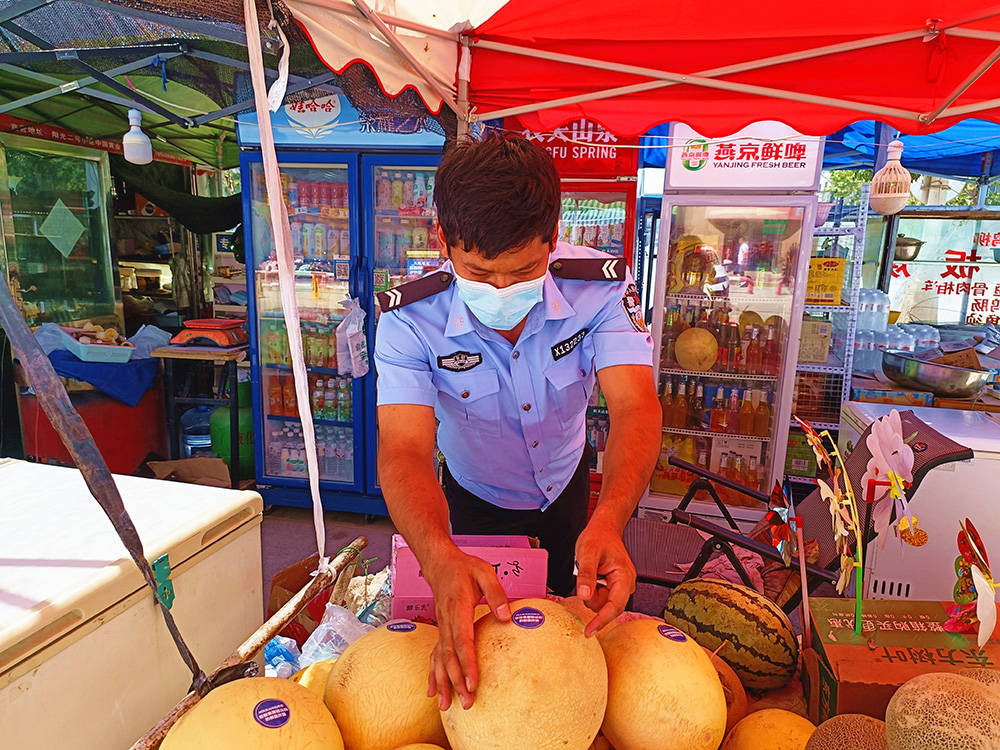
[{"left": 434, "top": 133, "right": 561, "bottom": 259}]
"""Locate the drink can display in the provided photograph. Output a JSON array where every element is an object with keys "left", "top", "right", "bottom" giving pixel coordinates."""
[
  {"left": 403, "top": 173, "right": 415, "bottom": 208},
  {"left": 377, "top": 175, "right": 392, "bottom": 208}
]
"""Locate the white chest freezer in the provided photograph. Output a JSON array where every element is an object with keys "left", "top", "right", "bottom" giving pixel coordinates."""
[
  {"left": 0, "top": 459, "right": 264, "bottom": 750},
  {"left": 839, "top": 401, "right": 1000, "bottom": 602}
]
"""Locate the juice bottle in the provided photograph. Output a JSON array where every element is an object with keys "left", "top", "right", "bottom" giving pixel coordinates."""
[
  {"left": 396, "top": 225, "right": 413, "bottom": 260},
  {"left": 718, "top": 452, "right": 732, "bottom": 503},
  {"left": 312, "top": 378, "right": 325, "bottom": 417},
  {"left": 732, "top": 455, "right": 747, "bottom": 500},
  {"left": 740, "top": 325, "right": 753, "bottom": 373},
  {"left": 691, "top": 380, "right": 705, "bottom": 430},
  {"left": 727, "top": 387, "right": 741, "bottom": 430},
  {"left": 716, "top": 328, "right": 730, "bottom": 372},
  {"left": 739, "top": 388, "right": 755, "bottom": 435},
  {"left": 268, "top": 375, "right": 284, "bottom": 416},
  {"left": 338, "top": 378, "right": 353, "bottom": 421},
  {"left": 314, "top": 224, "right": 326, "bottom": 258},
  {"left": 728, "top": 324, "right": 742, "bottom": 372},
  {"left": 282, "top": 375, "right": 297, "bottom": 418},
  {"left": 747, "top": 455, "right": 760, "bottom": 491},
  {"left": 326, "top": 331, "right": 337, "bottom": 370},
  {"left": 696, "top": 447, "right": 709, "bottom": 470},
  {"left": 300, "top": 222, "right": 313, "bottom": 257},
  {"left": 754, "top": 390, "right": 772, "bottom": 437},
  {"left": 672, "top": 379, "right": 688, "bottom": 431},
  {"left": 314, "top": 335, "right": 329, "bottom": 372},
  {"left": 659, "top": 380, "right": 674, "bottom": 428},
  {"left": 763, "top": 324, "right": 781, "bottom": 376},
  {"left": 413, "top": 171, "right": 427, "bottom": 209},
  {"left": 403, "top": 173, "right": 415, "bottom": 208},
  {"left": 390, "top": 172, "right": 404, "bottom": 209},
  {"left": 425, "top": 173, "right": 435, "bottom": 208},
  {"left": 324, "top": 379, "right": 338, "bottom": 420},
  {"left": 746, "top": 326, "right": 763, "bottom": 374}
]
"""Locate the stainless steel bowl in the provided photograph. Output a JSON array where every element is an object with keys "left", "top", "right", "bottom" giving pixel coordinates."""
[
  {"left": 894, "top": 235, "right": 925, "bottom": 261},
  {"left": 881, "top": 349, "right": 993, "bottom": 397}
]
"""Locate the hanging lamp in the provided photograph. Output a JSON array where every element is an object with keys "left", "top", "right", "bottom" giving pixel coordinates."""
[
  {"left": 122, "top": 109, "right": 152, "bottom": 165},
  {"left": 869, "top": 140, "right": 911, "bottom": 215}
]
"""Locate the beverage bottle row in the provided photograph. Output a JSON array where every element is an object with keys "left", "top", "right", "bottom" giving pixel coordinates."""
[
  {"left": 267, "top": 374, "right": 353, "bottom": 421},
  {"left": 261, "top": 174, "right": 349, "bottom": 211},
  {"left": 852, "top": 325, "right": 921, "bottom": 375},
  {"left": 660, "top": 302, "right": 782, "bottom": 376},
  {"left": 376, "top": 171, "right": 435, "bottom": 213},
  {"left": 560, "top": 199, "right": 626, "bottom": 250},
  {"left": 856, "top": 289, "right": 891, "bottom": 331},
  {"left": 374, "top": 220, "right": 438, "bottom": 269},
  {"left": 265, "top": 424, "right": 354, "bottom": 481},
  {"left": 665, "top": 436, "right": 766, "bottom": 503},
  {"left": 587, "top": 416, "right": 609, "bottom": 471},
  {"left": 262, "top": 321, "right": 338, "bottom": 370},
  {"left": 660, "top": 377, "right": 772, "bottom": 437},
  {"left": 290, "top": 219, "right": 350, "bottom": 259}
]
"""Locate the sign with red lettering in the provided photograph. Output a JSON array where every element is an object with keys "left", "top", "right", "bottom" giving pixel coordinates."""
[
  {"left": 666, "top": 121, "right": 822, "bottom": 190},
  {"left": 507, "top": 116, "right": 639, "bottom": 178}
]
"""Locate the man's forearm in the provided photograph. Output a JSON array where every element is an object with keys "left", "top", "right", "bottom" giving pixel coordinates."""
[
  {"left": 378, "top": 450, "right": 460, "bottom": 573},
  {"left": 589, "top": 406, "right": 661, "bottom": 534}
]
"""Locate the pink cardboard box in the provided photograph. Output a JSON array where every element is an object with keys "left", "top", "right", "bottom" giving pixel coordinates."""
[{"left": 390, "top": 534, "right": 549, "bottom": 621}]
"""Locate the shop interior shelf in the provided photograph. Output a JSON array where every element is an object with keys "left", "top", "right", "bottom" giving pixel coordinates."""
[
  {"left": 786, "top": 475, "right": 819, "bottom": 485},
  {"left": 660, "top": 367, "right": 779, "bottom": 381},
  {"left": 662, "top": 426, "right": 771, "bottom": 442},
  {"left": 804, "top": 303, "right": 852, "bottom": 314},
  {"left": 374, "top": 209, "right": 435, "bottom": 219},
  {"left": 266, "top": 414, "right": 353, "bottom": 428},
  {"left": 664, "top": 292, "right": 793, "bottom": 305},
  {"left": 790, "top": 418, "right": 840, "bottom": 431},
  {"left": 796, "top": 350, "right": 847, "bottom": 374},
  {"left": 264, "top": 362, "right": 340, "bottom": 376}
]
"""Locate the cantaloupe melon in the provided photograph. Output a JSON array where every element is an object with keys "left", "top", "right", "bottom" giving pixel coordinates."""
[
  {"left": 393, "top": 745, "right": 447, "bottom": 750},
  {"left": 702, "top": 646, "right": 748, "bottom": 734},
  {"left": 441, "top": 598, "right": 607, "bottom": 750},
  {"left": 721, "top": 709, "right": 815, "bottom": 750},
  {"left": 885, "top": 672, "right": 1000, "bottom": 749},
  {"left": 663, "top": 578, "right": 798, "bottom": 691},
  {"left": 291, "top": 659, "right": 336, "bottom": 701},
  {"left": 559, "top": 595, "right": 654, "bottom": 638},
  {"left": 161, "top": 677, "right": 344, "bottom": 749},
  {"left": 473, "top": 603, "right": 491, "bottom": 621},
  {"left": 600, "top": 619, "right": 726, "bottom": 750},
  {"left": 805, "top": 714, "right": 886, "bottom": 750},
  {"left": 325, "top": 620, "right": 447, "bottom": 750},
  {"left": 739, "top": 311, "right": 764, "bottom": 333},
  {"left": 588, "top": 736, "right": 614, "bottom": 750},
  {"left": 675, "top": 327, "right": 718, "bottom": 371},
  {"left": 959, "top": 667, "right": 1000, "bottom": 697}
]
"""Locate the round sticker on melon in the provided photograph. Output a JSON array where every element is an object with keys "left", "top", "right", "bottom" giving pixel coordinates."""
[
  {"left": 386, "top": 620, "right": 416, "bottom": 633},
  {"left": 512, "top": 607, "right": 545, "bottom": 629},
  {"left": 253, "top": 698, "right": 291, "bottom": 729},
  {"left": 657, "top": 624, "right": 688, "bottom": 642}
]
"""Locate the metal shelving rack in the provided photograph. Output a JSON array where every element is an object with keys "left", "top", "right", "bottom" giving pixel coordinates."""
[{"left": 787, "top": 185, "right": 870, "bottom": 485}]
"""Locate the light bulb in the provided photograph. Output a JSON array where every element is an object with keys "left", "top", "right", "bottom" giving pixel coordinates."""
[
  {"left": 123, "top": 108, "right": 152, "bottom": 165},
  {"left": 870, "top": 140, "right": 912, "bottom": 216}
]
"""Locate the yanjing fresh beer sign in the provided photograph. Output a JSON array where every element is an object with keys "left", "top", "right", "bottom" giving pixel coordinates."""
[{"left": 667, "top": 121, "right": 823, "bottom": 190}]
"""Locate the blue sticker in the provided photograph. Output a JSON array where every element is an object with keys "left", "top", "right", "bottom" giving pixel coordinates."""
[
  {"left": 254, "top": 699, "right": 290, "bottom": 729},
  {"left": 386, "top": 620, "right": 416, "bottom": 633},
  {"left": 657, "top": 624, "right": 688, "bottom": 642},
  {"left": 512, "top": 607, "right": 545, "bottom": 629}
]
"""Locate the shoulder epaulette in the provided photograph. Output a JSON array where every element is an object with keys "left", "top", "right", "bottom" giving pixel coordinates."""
[
  {"left": 549, "top": 256, "right": 626, "bottom": 281},
  {"left": 377, "top": 270, "right": 453, "bottom": 312}
]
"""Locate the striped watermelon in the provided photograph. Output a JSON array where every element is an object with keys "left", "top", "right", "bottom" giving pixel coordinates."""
[{"left": 663, "top": 578, "right": 798, "bottom": 691}]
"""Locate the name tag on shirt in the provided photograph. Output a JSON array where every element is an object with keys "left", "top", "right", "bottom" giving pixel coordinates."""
[{"left": 551, "top": 328, "right": 589, "bottom": 361}]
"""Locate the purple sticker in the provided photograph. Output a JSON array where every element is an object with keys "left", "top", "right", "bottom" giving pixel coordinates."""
[
  {"left": 512, "top": 607, "right": 545, "bottom": 629},
  {"left": 253, "top": 699, "right": 290, "bottom": 729},
  {"left": 657, "top": 624, "right": 688, "bottom": 642},
  {"left": 387, "top": 620, "right": 416, "bottom": 633}
]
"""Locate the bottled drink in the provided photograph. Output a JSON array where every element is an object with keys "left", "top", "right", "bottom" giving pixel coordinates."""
[
  {"left": 691, "top": 380, "right": 705, "bottom": 430},
  {"left": 337, "top": 378, "right": 353, "bottom": 422},
  {"left": 747, "top": 455, "right": 760, "bottom": 491},
  {"left": 659, "top": 380, "right": 674, "bottom": 428},
  {"left": 340, "top": 228, "right": 351, "bottom": 257},
  {"left": 727, "top": 324, "right": 742, "bottom": 372},
  {"left": 857, "top": 288, "right": 873, "bottom": 331},
  {"left": 300, "top": 221, "right": 313, "bottom": 256},
  {"left": 710, "top": 387, "right": 728, "bottom": 431},
  {"left": 672, "top": 379, "right": 688, "bottom": 431},
  {"left": 727, "top": 387, "right": 741, "bottom": 430},
  {"left": 746, "top": 326, "right": 763, "bottom": 374},
  {"left": 754, "top": 390, "right": 771, "bottom": 437},
  {"left": 312, "top": 378, "right": 326, "bottom": 417},
  {"left": 313, "top": 224, "right": 326, "bottom": 257},
  {"left": 425, "top": 173, "right": 435, "bottom": 207},
  {"left": 268, "top": 375, "right": 284, "bottom": 416},
  {"left": 324, "top": 379, "right": 338, "bottom": 420},
  {"left": 696, "top": 447, "right": 709, "bottom": 470},
  {"left": 739, "top": 388, "right": 755, "bottom": 435},
  {"left": 403, "top": 173, "right": 415, "bottom": 208},
  {"left": 873, "top": 290, "right": 891, "bottom": 332},
  {"left": 662, "top": 310, "right": 677, "bottom": 368},
  {"left": 376, "top": 174, "right": 392, "bottom": 208},
  {"left": 281, "top": 375, "right": 297, "bottom": 418},
  {"left": 739, "top": 325, "right": 752, "bottom": 374},
  {"left": 718, "top": 452, "right": 732, "bottom": 504},
  {"left": 390, "top": 172, "right": 404, "bottom": 209},
  {"left": 413, "top": 171, "right": 427, "bottom": 209},
  {"left": 763, "top": 325, "right": 781, "bottom": 376},
  {"left": 732, "top": 455, "right": 746, "bottom": 493},
  {"left": 853, "top": 329, "right": 873, "bottom": 374},
  {"left": 716, "top": 328, "right": 730, "bottom": 372}
]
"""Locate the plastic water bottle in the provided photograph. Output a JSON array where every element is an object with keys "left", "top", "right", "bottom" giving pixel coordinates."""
[
  {"left": 872, "top": 330, "right": 891, "bottom": 374},
  {"left": 857, "top": 289, "right": 873, "bottom": 331},
  {"left": 853, "top": 330, "right": 873, "bottom": 374},
  {"left": 897, "top": 327, "right": 916, "bottom": 353},
  {"left": 872, "top": 290, "right": 890, "bottom": 332}
]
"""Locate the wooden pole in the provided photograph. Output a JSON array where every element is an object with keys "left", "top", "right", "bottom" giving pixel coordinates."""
[{"left": 130, "top": 537, "right": 368, "bottom": 750}]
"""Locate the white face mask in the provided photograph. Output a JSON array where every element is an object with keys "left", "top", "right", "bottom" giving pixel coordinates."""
[{"left": 452, "top": 271, "right": 547, "bottom": 330}]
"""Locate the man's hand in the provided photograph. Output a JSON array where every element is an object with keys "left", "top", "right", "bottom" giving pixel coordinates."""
[
  {"left": 574, "top": 517, "right": 636, "bottom": 637},
  {"left": 422, "top": 548, "right": 511, "bottom": 711}
]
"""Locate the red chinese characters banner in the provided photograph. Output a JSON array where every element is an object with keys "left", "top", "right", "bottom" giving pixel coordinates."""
[{"left": 506, "top": 116, "right": 639, "bottom": 179}]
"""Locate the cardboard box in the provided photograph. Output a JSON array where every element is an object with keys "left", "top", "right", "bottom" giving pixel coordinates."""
[
  {"left": 267, "top": 554, "right": 335, "bottom": 647},
  {"left": 391, "top": 534, "right": 548, "bottom": 620},
  {"left": 850, "top": 376, "right": 935, "bottom": 407},
  {"left": 785, "top": 431, "right": 818, "bottom": 477},
  {"left": 932, "top": 348, "right": 983, "bottom": 370},
  {"left": 934, "top": 394, "right": 1000, "bottom": 413},
  {"left": 804, "top": 598, "right": 1000, "bottom": 725},
  {"left": 805, "top": 257, "right": 847, "bottom": 305},
  {"left": 798, "top": 316, "right": 833, "bottom": 364}
]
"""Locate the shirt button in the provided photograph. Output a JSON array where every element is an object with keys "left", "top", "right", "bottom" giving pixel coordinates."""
[
  {"left": 512, "top": 351, "right": 520, "bottom": 359},
  {"left": 546, "top": 485, "right": 553, "bottom": 492},
  {"left": 461, "top": 391, "right": 470, "bottom": 399},
  {"left": 522, "top": 403, "right": 531, "bottom": 411},
  {"left": 580, "top": 369, "right": 586, "bottom": 376},
  {"left": 532, "top": 441, "right": 539, "bottom": 448}
]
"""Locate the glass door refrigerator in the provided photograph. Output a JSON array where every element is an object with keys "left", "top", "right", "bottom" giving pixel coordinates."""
[
  {"left": 361, "top": 154, "right": 442, "bottom": 496},
  {"left": 639, "top": 123, "right": 822, "bottom": 525}
]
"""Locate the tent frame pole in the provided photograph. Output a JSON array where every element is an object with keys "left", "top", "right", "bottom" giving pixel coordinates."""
[
  {"left": 348, "top": 0, "right": 460, "bottom": 116},
  {"left": 920, "top": 44, "right": 1000, "bottom": 123}
]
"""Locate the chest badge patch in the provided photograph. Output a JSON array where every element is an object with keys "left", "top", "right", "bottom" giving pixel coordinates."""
[
  {"left": 621, "top": 283, "right": 647, "bottom": 333},
  {"left": 552, "top": 328, "right": 589, "bottom": 361},
  {"left": 437, "top": 351, "right": 483, "bottom": 372}
]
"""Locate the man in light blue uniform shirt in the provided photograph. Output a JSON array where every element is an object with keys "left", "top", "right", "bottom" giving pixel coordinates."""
[{"left": 374, "top": 134, "right": 661, "bottom": 712}]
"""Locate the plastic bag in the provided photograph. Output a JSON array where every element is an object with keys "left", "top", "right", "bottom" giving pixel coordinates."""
[
  {"left": 264, "top": 634, "right": 301, "bottom": 678},
  {"left": 335, "top": 299, "right": 369, "bottom": 378},
  {"left": 299, "top": 603, "right": 374, "bottom": 666},
  {"left": 33, "top": 323, "right": 69, "bottom": 355},
  {"left": 128, "top": 324, "right": 173, "bottom": 359},
  {"left": 357, "top": 578, "right": 393, "bottom": 627}
]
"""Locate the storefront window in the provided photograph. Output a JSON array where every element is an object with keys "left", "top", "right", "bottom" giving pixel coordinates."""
[{"left": 888, "top": 216, "right": 1000, "bottom": 325}]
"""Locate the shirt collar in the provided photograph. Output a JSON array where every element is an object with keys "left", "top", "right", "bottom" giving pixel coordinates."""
[{"left": 443, "top": 264, "right": 576, "bottom": 339}]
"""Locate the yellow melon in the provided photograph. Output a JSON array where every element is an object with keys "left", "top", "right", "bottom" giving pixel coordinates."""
[
  {"left": 959, "top": 668, "right": 1000, "bottom": 697},
  {"left": 291, "top": 659, "right": 336, "bottom": 701},
  {"left": 393, "top": 745, "right": 447, "bottom": 750},
  {"left": 442, "top": 598, "right": 607, "bottom": 750},
  {"left": 588, "top": 736, "right": 614, "bottom": 750},
  {"left": 885, "top": 672, "right": 1000, "bottom": 749},
  {"left": 805, "top": 714, "right": 886, "bottom": 750},
  {"left": 721, "top": 709, "right": 815, "bottom": 750},
  {"left": 738, "top": 310, "right": 763, "bottom": 333},
  {"left": 161, "top": 677, "right": 344, "bottom": 749},
  {"left": 701, "top": 646, "right": 748, "bottom": 735},
  {"left": 675, "top": 327, "right": 718, "bottom": 371},
  {"left": 325, "top": 621, "right": 447, "bottom": 750},
  {"left": 473, "top": 603, "right": 491, "bottom": 621},
  {"left": 600, "top": 619, "right": 725, "bottom": 750}
]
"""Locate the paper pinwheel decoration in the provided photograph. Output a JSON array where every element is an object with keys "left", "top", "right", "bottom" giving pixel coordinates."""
[
  {"left": 766, "top": 481, "right": 796, "bottom": 566},
  {"left": 859, "top": 409, "right": 918, "bottom": 548},
  {"left": 947, "top": 518, "right": 998, "bottom": 649}
]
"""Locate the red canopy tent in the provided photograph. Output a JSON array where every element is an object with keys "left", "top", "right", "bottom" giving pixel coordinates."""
[{"left": 282, "top": 1, "right": 1000, "bottom": 137}]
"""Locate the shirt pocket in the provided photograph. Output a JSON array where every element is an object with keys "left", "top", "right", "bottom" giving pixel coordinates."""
[
  {"left": 434, "top": 368, "right": 503, "bottom": 437},
  {"left": 544, "top": 353, "right": 592, "bottom": 426}
]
